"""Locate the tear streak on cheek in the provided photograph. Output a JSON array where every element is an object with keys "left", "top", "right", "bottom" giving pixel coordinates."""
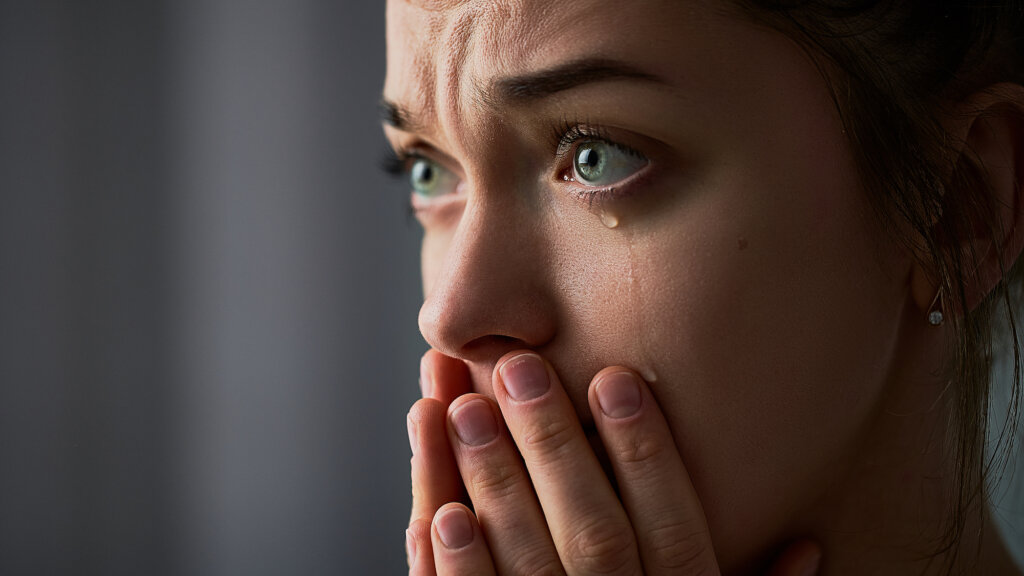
[{"left": 623, "top": 226, "right": 660, "bottom": 385}]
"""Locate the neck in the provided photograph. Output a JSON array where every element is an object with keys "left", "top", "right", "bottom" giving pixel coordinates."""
[{"left": 793, "top": 314, "right": 1021, "bottom": 575}]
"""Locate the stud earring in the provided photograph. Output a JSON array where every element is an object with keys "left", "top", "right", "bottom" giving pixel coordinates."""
[{"left": 928, "top": 289, "right": 944, "bottom": 326}]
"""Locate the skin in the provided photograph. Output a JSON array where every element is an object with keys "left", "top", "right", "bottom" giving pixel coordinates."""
[{"left": 383, "top": 0, "right": 1024, "bottom": 573}]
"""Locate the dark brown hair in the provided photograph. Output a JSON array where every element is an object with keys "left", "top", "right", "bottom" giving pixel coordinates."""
[{"left": 736, "top": 0, "right": 1024, "bottom": 571}]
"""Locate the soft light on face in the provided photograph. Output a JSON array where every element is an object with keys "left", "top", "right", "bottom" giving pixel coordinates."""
[{"left": 383, "top": 0, "right": 913, "bottom": 570}]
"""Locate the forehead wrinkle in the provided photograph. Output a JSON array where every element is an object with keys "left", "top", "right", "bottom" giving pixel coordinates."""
[
  {"left": 461, "top": 1, "right": 564, "bottom": 116},
  {"left": 386, "top": 1, "right": 444, "bottom": 133},
  {"left": 490, "top": 0, "right": 560, "bottom": 65},
  {"left": 434, "top": 6, "right": 480, "bottom": 150}
]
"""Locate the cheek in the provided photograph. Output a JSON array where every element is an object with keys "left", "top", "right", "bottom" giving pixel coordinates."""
[{"left": 623, "top": 165, "right": 907, "bottom": 565}]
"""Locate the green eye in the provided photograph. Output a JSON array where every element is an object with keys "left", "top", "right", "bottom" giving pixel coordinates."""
[
  {"left": 573, "top": 141, "right": 648, "bottom": 187},
  {"left": 410, "top": 158, "right": 458, "bottom": 198}
]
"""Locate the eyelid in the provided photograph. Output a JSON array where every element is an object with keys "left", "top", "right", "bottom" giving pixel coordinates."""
[
  {"left": 384, "top": 135, "right": 465, "bottom": 179},
  {"left": 552, "top": 122, "right": 611, "bottom": 158},
  {"left": 552, "top": 122, "right": 648, "bottom": 165}
]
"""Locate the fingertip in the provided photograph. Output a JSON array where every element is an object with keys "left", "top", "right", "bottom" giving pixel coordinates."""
[
  {"left": 592, "top": 370, "right": 644, "bottom": 420},
  {"left": 588, "top": 367, "right": 651, "bottom": 421},
  {"left": 492, "top": 350, "right": 557, "bottom": 385},
  {"left": 420, "top": 352, "right": 433, "bottom": 399},
  {"left": 407, "top": 518, "right": 432, "bottom": 570},
  {"left": 445, "top": 393, "right": 501, "bottom": 448},
  {"left": 432, "top": 503, "right": 477, "bottom": 550},
  {"left": 408, "top": 397, "right": 446, "bottom": 430},
  {"left": 430, "top": 503, "right": 497, "bottom": 575},
  {"left": 422, "top": 349, "right": 473, "bottom": 404}
]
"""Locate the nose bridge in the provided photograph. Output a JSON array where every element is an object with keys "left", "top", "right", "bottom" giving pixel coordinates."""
[{"left": 418, "top": 196, "right": 555, "bottom": 360}]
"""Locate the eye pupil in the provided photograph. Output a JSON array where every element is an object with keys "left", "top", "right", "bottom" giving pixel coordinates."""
[
  {"left": 412, "top": 160, "right": 436, "bottom": 188},
  {"left": 575, "top": 144, "right": 605, "bottom": 181},
  {"left": 579, "top": 147, "right": 598, "bottom": 168}
]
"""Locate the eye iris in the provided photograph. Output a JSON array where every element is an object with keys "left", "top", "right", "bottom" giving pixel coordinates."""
[
  {"left": 411, "top": 159, "right": 438, "bottom": 195},
  {"left": 575, "top": 144, "right": 607, "bottom": 183}
]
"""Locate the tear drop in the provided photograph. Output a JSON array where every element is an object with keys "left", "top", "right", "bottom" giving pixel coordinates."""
[{"left": 600, "top": 211, "right": 620, "bottom": 229}]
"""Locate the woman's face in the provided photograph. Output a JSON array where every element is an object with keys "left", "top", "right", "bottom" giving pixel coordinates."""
[{"left": 384, "top": 0, "right": 913, "bottom": 567}]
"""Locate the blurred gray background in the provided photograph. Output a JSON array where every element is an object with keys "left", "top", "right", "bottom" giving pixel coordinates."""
[{"left": 1, "top": 1, "right": 422, "bottom": 574}]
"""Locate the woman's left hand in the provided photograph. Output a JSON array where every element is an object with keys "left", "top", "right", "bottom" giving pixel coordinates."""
[{"left": 406, "top": 350, "right": 821, "bottom": 575}]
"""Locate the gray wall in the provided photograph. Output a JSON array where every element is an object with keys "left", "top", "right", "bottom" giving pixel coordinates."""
[{"left": 1, "top": 1, "right": 420, "bottom": 574}]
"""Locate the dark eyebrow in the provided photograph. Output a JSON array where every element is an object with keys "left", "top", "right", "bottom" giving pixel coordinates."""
[
  {"left": 490, "top": 57, "right": 668, "bottom": 103},
  {"left": 379, "top": 58, "right": 668, "bottom": 132},
  {"left": 378, "top": 99, "right": 417, "bottom": 131}
]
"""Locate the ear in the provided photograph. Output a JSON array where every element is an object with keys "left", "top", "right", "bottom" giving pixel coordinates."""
[{"left": 911, "top": 83, "right": 1024, "bottom": 318}]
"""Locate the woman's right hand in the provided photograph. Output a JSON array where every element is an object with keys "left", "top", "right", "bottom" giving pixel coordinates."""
[{"left": 405, "top": 349, "right": 822, "bottom": 575}]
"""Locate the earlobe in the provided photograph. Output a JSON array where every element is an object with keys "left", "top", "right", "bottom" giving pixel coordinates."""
[{"left": 916, "top": 83, "right": 1024, "bottom": 317}]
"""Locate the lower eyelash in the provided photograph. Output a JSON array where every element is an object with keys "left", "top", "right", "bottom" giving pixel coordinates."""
[{"left": 567, "top": 186, "right": 618, "bottom": 209}]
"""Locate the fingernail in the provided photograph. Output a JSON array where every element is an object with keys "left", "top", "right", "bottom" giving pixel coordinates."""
[
  {"left": 407, "top": 415, "right": 417, "bottom": 455},
  {"left": 499, "top": 353, "right": 550, "bottom": 401},
  {"left": 419, "top": 355, "right": 432, "bottom": 398},
  {"left": 405, "top": 529, "right": 417, "bottom": 567},
  {"left": 451, "top": 399, "right": 498, "bottom": 446},
  {"left": 436, "top": 507, "right": 473, "bottom": 549},
  {"left": 596, "top": 372, "right": 642, "bottom": 419}
]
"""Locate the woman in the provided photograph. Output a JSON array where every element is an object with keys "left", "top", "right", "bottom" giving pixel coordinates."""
[{"left": 382, "top": 0, "right": 1024, "bottom": 573}]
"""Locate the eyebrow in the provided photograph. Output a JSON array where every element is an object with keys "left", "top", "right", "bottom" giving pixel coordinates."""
[
  {"left": 380, "top": 57, "right": 669, "bottom": 131},
  {"left": 378, "top": 99, "right": 418, "bottom": 132},
  {"left": 491, "top": 57, "right": 668, "bottom": 103}
]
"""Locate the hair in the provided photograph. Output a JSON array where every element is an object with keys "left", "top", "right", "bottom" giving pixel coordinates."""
[{"left": 733, "top": 0, "right": 1024, "bottom": 571}]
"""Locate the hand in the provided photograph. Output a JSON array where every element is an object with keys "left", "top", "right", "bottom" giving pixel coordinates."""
[{"left": 406, "top": 350, "right": 822, "bottom": 575}]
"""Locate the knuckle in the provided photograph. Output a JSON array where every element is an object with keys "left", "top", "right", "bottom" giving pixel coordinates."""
[
  {"left": 643, "top": 519, "right": 714, "bottom": 573},
  {"left": 563, "top": 517, "right": 637, "bottom": 575},
  {"left": 508, "top": 547, "right": 566, "bottom": 576},
  {"left": 467, "top": 459, "right": 523, "bottom": 499},
  {"left": 613, "top": 433, "right": 667, "bottom": 469},
  {"left": 521, "top": 415, "right": 576, "bottom": 458}
]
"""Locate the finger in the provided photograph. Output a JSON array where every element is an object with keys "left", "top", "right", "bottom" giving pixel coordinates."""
[
  {"left": 446, "top": 394, "right": 565, "bottom": 575},
  {"left": 408, "top": 518, "right": 437, "bottom": 576},
  {"left": 409, "top": 398, "right": 465, "bottom": 524},
  {"left": 765, "top": 539, "right": 822, "bottom": 576},
  {"left": 421, "top": 349, "right": 472, "bottom": 405},
  {"left": 588, "top": 368, "right": 720, "bottom": 575},
  {"left": 494, "top": 352, "right": 641, "bottom": 574},
  {"left": 431, "top": 503, "right": 497, "bottom": 576}
]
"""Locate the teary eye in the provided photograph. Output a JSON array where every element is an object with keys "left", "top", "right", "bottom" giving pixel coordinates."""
[{"left": 572, "top": 141, "right": 648, "bottom": 187}]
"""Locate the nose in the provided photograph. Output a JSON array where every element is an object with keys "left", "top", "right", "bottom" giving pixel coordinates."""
[{"left": 418, "top": 198, "right": 557, "bottom": 363}]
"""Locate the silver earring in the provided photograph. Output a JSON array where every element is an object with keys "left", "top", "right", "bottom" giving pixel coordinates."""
[{"left": 928, "top": 289, "right": 944, "bottom": 326}]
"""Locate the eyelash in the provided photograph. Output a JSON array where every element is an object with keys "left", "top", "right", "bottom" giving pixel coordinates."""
[
  {"left": 550, "top": 119, "right": 646, "bottom": 208},
  {"left": 378, "top": 147, "right": 419, "bottom": 223},
  {"left": 379, "top": 146, "right": 416, "bottom": 178}
]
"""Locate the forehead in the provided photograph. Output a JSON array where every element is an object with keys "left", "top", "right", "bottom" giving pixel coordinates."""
[
  {"left": 383, "top": 0, "right": 722, "bottom": 130},
  {"left": 384, "top": 0, "right": 564, "bottom": 111}
]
